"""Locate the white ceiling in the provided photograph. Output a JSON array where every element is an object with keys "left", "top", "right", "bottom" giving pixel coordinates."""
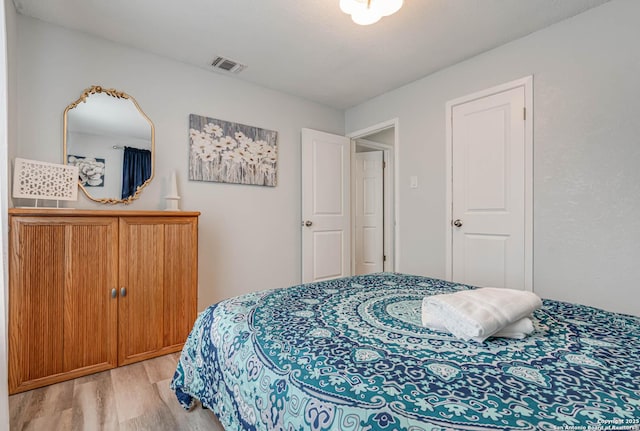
[{"left": 13, "top": 0, "right": 610, "bottom": 109}]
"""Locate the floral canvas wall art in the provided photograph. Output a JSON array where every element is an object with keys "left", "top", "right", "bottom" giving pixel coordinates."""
[
  {"left": 189, "top": 114, "right": 278, "bottom": 186},
  {"left": 67, "top": 155, "right": 105, "bottom": 187}
]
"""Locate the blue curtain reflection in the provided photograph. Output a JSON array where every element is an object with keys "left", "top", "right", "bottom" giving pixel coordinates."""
[{"left": 121, "top": 147, "right": 152, "bottom": 199}]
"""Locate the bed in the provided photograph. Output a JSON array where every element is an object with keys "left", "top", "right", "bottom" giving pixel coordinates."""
[{"left": 171, "top": 273, "right": 640, "bottom": 430}]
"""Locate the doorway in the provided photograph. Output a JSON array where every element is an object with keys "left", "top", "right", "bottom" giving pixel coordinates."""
[
  {"left": 300, "top": 121, "right": 398, "bottom": 283},
  {"left": 349, "top": 120, "right": 398, "bottom": 275}
]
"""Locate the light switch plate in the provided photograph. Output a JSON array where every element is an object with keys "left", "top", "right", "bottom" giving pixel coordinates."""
[{"left": 410, "top": 176, "right": 418, "bottom": 189}]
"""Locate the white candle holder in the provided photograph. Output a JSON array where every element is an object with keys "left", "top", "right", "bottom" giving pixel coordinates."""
[{"left": 165, "top": 171, "right": 181, "bottom": 211}]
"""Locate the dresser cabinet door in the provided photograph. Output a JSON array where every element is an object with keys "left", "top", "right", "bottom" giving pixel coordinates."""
[
  {"left": 9, "top": 217, "right": 118, "bottom": 394},
  {"left": 63, "top": 219, "right": 119, "bottom": 373},
  {"left": 118, "top": 217, "right": 197, "bottom": 365},
  {"left": 163, "top": 220, "right": 198, "bottom": 349}
]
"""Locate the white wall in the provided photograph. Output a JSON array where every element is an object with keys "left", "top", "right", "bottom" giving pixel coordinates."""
[
  {"left": 14, "top": 16, "right": 344, "bottom": 308},
  {"left": 346, "top": 0, "right": 640, "bottom": 316},
  {"left": 1, "top": 0, "right": 16, "bottom": 427}
]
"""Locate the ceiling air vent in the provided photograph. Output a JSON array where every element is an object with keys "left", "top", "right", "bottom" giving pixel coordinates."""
[{"left": 211, "top": 56, "right": 247, "bottom": 74}]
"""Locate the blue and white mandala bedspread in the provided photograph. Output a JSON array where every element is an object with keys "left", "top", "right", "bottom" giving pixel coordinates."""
[{"left": 170, "top": 273, "right": 640, "bottom": 430}]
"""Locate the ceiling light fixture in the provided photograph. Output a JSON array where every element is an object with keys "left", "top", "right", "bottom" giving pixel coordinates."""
[{"left": 340, "top": 0, "right": 403, "bottom": 25}]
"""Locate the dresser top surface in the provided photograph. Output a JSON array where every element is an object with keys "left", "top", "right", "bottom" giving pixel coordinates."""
[{"left": 9, "top": 208, "right": 200, "bottom": 217}]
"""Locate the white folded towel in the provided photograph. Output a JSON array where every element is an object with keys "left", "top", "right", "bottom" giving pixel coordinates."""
[
  {"left": 422, "top": 311, "right": 534, "bottom": 340},
  {"left": 421, "top": 287, "right": 542, "bottom": 342},
  {"left": 491, "top": 317, "right": 535, "bottom": 339}
]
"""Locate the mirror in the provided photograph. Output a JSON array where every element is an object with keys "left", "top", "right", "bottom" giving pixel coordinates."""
[{"left": 63, "top": 85, "right": 155, "bottom": 204}]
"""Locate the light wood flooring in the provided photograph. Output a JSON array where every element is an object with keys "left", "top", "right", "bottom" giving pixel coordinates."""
[{"left": 9, "top": 353, "right": 224, "bottom": 430}]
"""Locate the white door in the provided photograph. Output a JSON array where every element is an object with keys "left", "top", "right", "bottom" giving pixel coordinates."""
[
  {"left": 354, "top": 151, "right": 384, "bottom": 275},
  {"left": 451, "top": 85, "right": 527, "bottom": 290},
  {"left": 301, "top": 128, "right": 351, "bottom": 283}
]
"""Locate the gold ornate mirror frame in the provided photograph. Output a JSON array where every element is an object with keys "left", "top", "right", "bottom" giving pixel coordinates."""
[{"left": 63, "top": 85, "right": 155, "bottom": 204}]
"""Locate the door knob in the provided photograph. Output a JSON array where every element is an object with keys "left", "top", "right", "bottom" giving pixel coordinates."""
[
  {"left": 452, "top": 219, "right": 463, "bottom": 227},
  {"left": 303, "top": 220, "right": 313, "bottom": 227}
]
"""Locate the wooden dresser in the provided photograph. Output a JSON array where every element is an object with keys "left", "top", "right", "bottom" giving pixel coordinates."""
[{"left": 8, "top": 208, "right": 200, "bottom": 394}]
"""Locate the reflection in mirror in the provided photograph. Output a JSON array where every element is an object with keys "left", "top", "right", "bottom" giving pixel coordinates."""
[{"left": 64, "top": 86, "right": 155, "bottom": 204}]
